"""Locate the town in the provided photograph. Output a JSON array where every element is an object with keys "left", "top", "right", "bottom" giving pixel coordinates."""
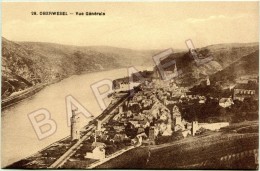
[
  {"left": 61, "top": 66, "right": 258, "bottom": 168},
  {"left": 5, "top": 52, "right": 259, "bottom": 169}
]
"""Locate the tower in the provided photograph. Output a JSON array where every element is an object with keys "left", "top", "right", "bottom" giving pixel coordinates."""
[
  {"left": 119, "top": 105, "right": 123, "bottom": 114},
  {"left": 96, "top": 119, "right": 102, "bottom": 131},
  {"left": 192, "top": 121, "right": 199, "bottom": 136},
  {"left": 175, "top": 116, "right": 182, "bottom": 125},
  {"left": 172, "top": 105, "right": 180, "bottom": 116},
  {"left": 172, "top": 105, "right": 182, "bottom": 125},
  {"left": 71, "top": 109, "right": 81, "bottom": 140}
]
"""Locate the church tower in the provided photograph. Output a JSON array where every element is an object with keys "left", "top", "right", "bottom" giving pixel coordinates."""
[{"left": 71, "top": 109, "right": 81, "bottom": 140}]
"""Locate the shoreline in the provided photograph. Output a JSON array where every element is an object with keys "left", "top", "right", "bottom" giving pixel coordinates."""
[
  {"left": 1, "top": 67, "right": 120, "bottom": 111},
  {"left": 1, "top": 66, "right": 152, "bottom": 111},
  {"left": 1, "top": 84, "right": 46, "bottom": 111}
]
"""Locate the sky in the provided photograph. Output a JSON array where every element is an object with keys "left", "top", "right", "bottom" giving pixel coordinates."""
[{"left": 2, "top": 2, "right": 259, "bottom": 50}]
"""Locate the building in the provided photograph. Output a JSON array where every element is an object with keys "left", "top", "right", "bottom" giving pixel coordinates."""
[
  {"left": 192, "top": 121, "right": 199, "bottom": 136},
  {"left": 160, "top": 113, "right": 168, "bottom": 121},
  {"left": 149, "top": 127, "right": 155, "bottom": 141},
  {"left": 71, "top": 109, "right": 81, "bottom": 140},
  {"left": 96, "top": 119, "right": 102, "bottom": 131},
  {"left": 113, "top": 133, "right": 127, "bottom": 142},
  {"left": 172, "top": 105, "right": 185, "bottom": 131},
  {"left": 172, "top": 105, "right": 182, "bottom": 126},
  {"left": 85, "top": 142, "right": 106, "bottom": 160},
  {"left": 174, "top": 124, "right": 183, "bottom": 132},
  {"left": 233, "top": 83, "right": 258, "bottom": 101},
  {"left": 152, "top": 66, "right": 161, "bottom": 80},
  {"left": 160, "top": 123, "right": 173, "bottom": 136},
  {"left": 182, "top": 129, "right": 191, "bottom": 138},
  {"left": 219, "top": 98, "right": 234, "bottom": 108},
  {"left": 199, "top": 96, "right": 206, "bottom": 104}
]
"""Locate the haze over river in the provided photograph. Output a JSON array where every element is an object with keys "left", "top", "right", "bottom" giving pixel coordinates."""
[{"left": 2, "top": 66, "right": 152, "bottom": 167}]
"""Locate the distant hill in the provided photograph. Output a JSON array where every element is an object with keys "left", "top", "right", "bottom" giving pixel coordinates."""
[
  {"left": 158, "top": 42, "right": 259, "bottom": 87},
  {"left": 19, "top": 42, "right": 159, "bottom": 67},
  {"left": 1, "top": 37, "right": 159, "bottom": 98},
  {"left": 2, "top": 37, "right": 259, "bottom": 99},
  {"left": 210, "top": 50, "right": 259, "bottom": 86}
]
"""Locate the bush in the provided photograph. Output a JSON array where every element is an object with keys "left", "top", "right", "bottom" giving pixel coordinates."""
[
  {"left": 155, "top": 132, "right": 183, "bottom": 145},
  {"left": 105, "top": 145, "right": 117, "bottom": 155}
]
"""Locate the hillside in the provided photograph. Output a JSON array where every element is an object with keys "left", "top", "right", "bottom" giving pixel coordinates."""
[
  {"left": 19, "top": 42, "right": 158, "bottom": 67},
  {"left": 210, "top": 50, "right": 259, "bottom": 85},
  {"left": 159, "top": 42, "right": 259, "bottom": 86},
  {"left": 2, "top": 38, "right": 159, "bottom": 99}
]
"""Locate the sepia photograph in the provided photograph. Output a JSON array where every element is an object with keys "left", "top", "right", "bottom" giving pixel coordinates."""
[{"left": 1, "top": 1, "right": 259, "bottom": 169}]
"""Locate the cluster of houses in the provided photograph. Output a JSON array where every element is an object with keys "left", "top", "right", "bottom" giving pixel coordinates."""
[
  {"left": 218, "top": 80, "right": 258, "bottom": 108},
  {"left": 72, "top": 77, "right": 258, "bottom": 161}
]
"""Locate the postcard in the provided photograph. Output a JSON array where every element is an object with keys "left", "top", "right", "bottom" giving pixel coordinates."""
[{"left": 1, "top": 1, "right": 259, "bottom": 169}]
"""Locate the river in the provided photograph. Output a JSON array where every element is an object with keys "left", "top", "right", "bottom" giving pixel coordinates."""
[{"left": 2, "top": 66, "right": 152, "bottom": 167}]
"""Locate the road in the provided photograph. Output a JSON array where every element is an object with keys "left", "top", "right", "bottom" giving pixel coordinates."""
[{"left": 48, "top": 127, "right": 94, "bottom": 168}]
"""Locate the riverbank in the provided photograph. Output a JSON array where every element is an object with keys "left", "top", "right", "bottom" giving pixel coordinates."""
[
  {"left": 2, "top": 84, "right": 46, "bottom": 110},
  {"left": 1, "top": 70, "right": 107, "bottom": 111},
  {"left": 1, "top": 66, "right": 152, "bottom": 111}
]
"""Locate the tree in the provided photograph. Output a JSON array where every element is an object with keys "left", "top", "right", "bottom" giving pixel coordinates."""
[
  {"left": 219, "top": 108, "right": 226, "bottom": 117},
  {"left": 129, "top": 104, "right": 141, "bottom": 113},
  {"left": 125, "top": 122, "right": 137, "bottom": 139}
]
